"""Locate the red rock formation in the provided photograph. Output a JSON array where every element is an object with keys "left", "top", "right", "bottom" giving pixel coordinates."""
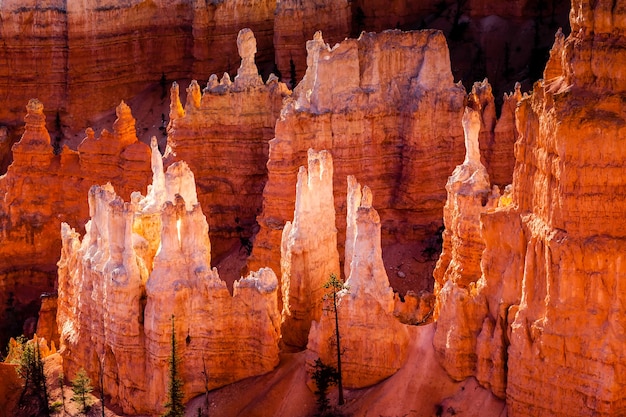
[
  {"left": 435, "top": 1, "right": 626, "bottom": 414},
  {"left": 0, "top": 363, "right": 21, "bottom": 417},
  {"left": 0, "top": 99, "right": 151, "bottom": 349},
  {"left": 190, "top": 0, "right": 276, "bottom": 78},
  {"left": 280, "top": 149, "right": 340, "bottom": 349},
  {"left": 273, "top": 0, "right": 351, "bottom": 86},
  {"left": 36, "top": 293, "right": 59, "bottom": 349},
  {"left": 504, "top": 2, "right": 626, "bottom": 413},
  {"left": 250, "top": 29, "right": 467, "bottom": 278},
  {"left": 433, "top": 106, "right": 499, "bottom": 381},
  {"left": 0, "top": 1, "right": 277, "bottom": 130},
  {"left": 167, "top": 28, "right": 289, "bottom": 259},
  {"left": 57, "top": 143, "right": 280, "bottom": 415},
  {"left": 491, "top": 82, "right": 523, "bottom": 186},
  {"left": 307, "top": 176, "right": 409, "bottom": 388}
]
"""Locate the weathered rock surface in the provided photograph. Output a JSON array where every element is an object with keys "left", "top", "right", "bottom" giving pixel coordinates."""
[
  {"left": 435, "top": 1, "right": 626, "bottom": 414},
  {"left": 307, "top": 177, "right": 409, "bottom": 388},
  {"left": 280, "top": 149, "right": 340, "bottom": 349},
  {"left": 167, "top": 28, "right": 289, "bottom": 259},
  {"left": 0, "top": 0, "right": 277, "bottom": 130},
  {"left": 36, "top": 293, "right": 59, "bottom": 349},
  {"left": 433, "top": 106, "right": 498, "bottom": 382},
  {"left": 250, "top": 29, "right": 467, "bottom": 277},
  {"left": 57, "top": 142, "right": 280, "bottom": 415},
  {"left": 504, "top": 2, "right": 626, "bottom": 413},
  {"left": 273, "top": 0, "right": 351, "bottom": 86},
  {"left": 0, "top": 99, "right": 151, "bottom": 349}
]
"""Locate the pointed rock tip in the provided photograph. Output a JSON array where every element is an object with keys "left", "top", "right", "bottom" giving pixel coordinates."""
[
  {"left": 361, "top": 186, "right": 373, "bottom": 208},
  {"left": 27, "top": 98, "right": 44, "bottom": 115},
  {"left": 116, "top": 100, "right": 132, "bottom": 118}
]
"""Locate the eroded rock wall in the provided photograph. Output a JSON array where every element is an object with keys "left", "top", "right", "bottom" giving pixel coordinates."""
[
  {"left": 435, "top": 1, "right": 626, "bottom": 414},
  {"left": 57, "top": 142, "right": 280, "bottom": 415},
  {"left": 250, "top": 29, "right": 467, "bottom": 276},
  {"left": 167, "top": 28, "right": 289, "bottom": 258},
  {"left": 0, "top": 100, "right": 151, "bottom": 349},
  {"left": 0, "top": 0, "right": 277, "bottom": 130},
  {"left": 505, "top": 2, "right": 626, "bottom": 413},
  {"left": 273, "top": 0, "right": 351, "bottom": 87}
]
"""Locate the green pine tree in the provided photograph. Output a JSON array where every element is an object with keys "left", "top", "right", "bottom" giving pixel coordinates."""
[
  {"left": 13, "top": 336, "right": 51, "bottom": 416},
  {"left": 71, "top": 368, "right": 93, "bottom": 413},
  {"left": 163, "top": 315, "right": 185, "bottom": 417},
  {"left": 323, "top": 273, "right": 348, "bottom": 406},
  {"left": 311, "top": 358, "right": 338, "bottom": 415}
]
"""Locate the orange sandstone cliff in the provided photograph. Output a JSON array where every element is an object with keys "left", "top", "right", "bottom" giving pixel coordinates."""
[
  {"left": 0, "top": 99, "right": 151, "bottom": 349},
  {"left": 57, "top": 141, "right": 280, "bottom": 415},
  {"left": 0, "top": 0, "right": 277, "bottom": 131},
  {"left": 434, "top": 0, "right": 626, "bottom": 415},
  {"left": 166, "top": 28, "right": 289, "bottom": 259},
  {"left": 250, "top": 29, "right": 468, "bottom": 279}
]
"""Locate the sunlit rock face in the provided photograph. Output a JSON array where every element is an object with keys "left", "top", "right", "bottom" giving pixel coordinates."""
[
  {"left": 57, "top": 142, "right": 280, "bottom": 415},
  {"left": 0, "top": 99, "right": 151, "bottom": 349},
  {"left": 250, "top": 29, "right": 467, "bottom": 276},
  {"left": 434, "top": 1, "right": 626, "bottom": 415},
  {"left": 432, "top": 106, "right": 499, "bottom": 385},
  {"left": 306, "top": 175, "right": 409, "bottom": 388},
  {"left": 280, "top": 149, "right": 341, "bottom": 350},
  {"left": 504, "top": 1, "right": 626, "bottom": 414},
  {"left": 167, "top": 28, "right": 289, "bottom": 258}
]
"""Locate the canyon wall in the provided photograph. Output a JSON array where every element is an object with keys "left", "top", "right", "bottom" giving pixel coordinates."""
[
  {"left": 505, "top": 1, "right": 626, "bottom": 413},
  {"left": 0, "top": 0, "right": 277, "bottom": 131},
  {"left": 166, "top": 28, "right": 289, "bottom": 258},
  {"left": 273, "top": 0, "right": 351, "bottom": 86},
  {"left": 0, "top": 99, "right": 151, "bottom": 349},
  {"left": 250, "top": 29, "right": 468, "bottom": 277},
  {"left": 57, "top": 141, "right": 280, "bottom": 415},
  {"left": 434, "top": 1, "right": 626, "bottom": 415}
]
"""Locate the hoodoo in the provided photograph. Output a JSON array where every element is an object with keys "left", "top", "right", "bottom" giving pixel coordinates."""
[
  {"left": 57, "top": 140, "right": 280, "bottom": 415},
  {"left": 307, "top": 175, "right": 409, "bottom": 388}
]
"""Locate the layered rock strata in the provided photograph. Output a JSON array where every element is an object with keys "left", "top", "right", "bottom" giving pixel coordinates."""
[
  {"left": 435, "top": 1, "right": 626, "bottom": 414},
  {"left": 250, "top": 29, "right": 467, "bottom": 276},
  {"left": 167, "top": 28, "right": 289, "bottom": 258},
  {"left": 432, "top": 106, "right": 499, "bottom": 383},
  {"left": 505, "top": 1, "right": 626, "bottom": 413},
  {"left": 273, "top": 0, "right": 351, "bottom": 86},
  {"left": 307, "top": 176, "right": 409, "bottom": 388},
  {"left": 280, "top": 149, "right": 340, "bottom": 349},
  {"left": 57, "top": 141, "right": 280, "bottom": 415},
  {"left": 0, "top": 1, "right": 277, "bottom": 128},
  {"left": 466, "top": 78, "right": 523, "bottom": 188},
  {"left": 0, "top": 99, "right": 151, "bottom": 349}
]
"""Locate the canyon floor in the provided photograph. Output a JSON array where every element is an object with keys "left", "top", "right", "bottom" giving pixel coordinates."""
[{"left": 39, "top": 325, "right": 504, "bottom": 417}]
